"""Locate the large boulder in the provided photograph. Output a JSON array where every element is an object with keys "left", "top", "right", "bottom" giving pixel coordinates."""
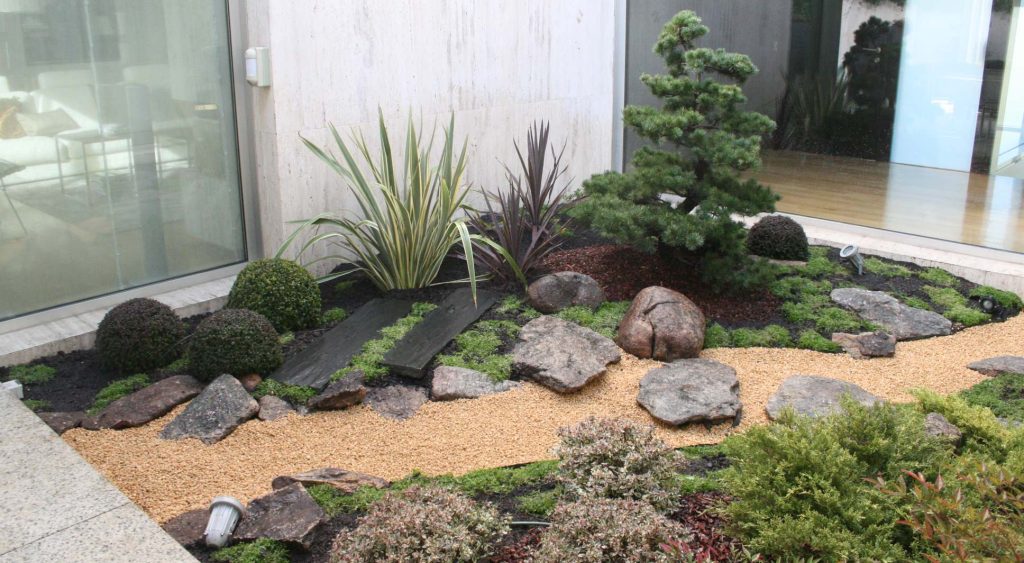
[
  {"left": 765, "top": 375, "right": 880, "bottom": 420},
  {"left": 307, "top": 372, "right": 366, "bottom": 411},
  {"left": 527, "top": 272, "right": 606, "bottom": 313},
  {"left": 234, "top": 483, "right": 325, "bottom": 549},
  {"left": 967, "top": 356, "right": 1024, "bottom": 377},
  {"left": 512, "top": 316, "right": 621, "bottom": 393},
  {"left": 831, "top": 331, "right": 896, "bottom": 359},
  {"left": 365, "top": 385, "right": 429, "bottom": 420},
  {"left": 84, "top": 375, "right": 203, "bottom": 430},
  {"left": 271, "top": 467, "right": 390, "bottom": 493},
  {"left": 431, "top": 366, "right": 521, "bottom": 400},
  {"left": 38, "top": 411, "right": 84, "bottom": 435},
  {"left": 830, "top": 288, "right": 951, "bottom": 340},
  {"left": 616, "top": 286, "right": 705, "bottom": 361},
  {"left": 159, "top": 375, "right": 258, "bottom": 444},
  {"left": 257, "top": 395, "right": 295, "bottom": 422},
  {"left": 637, "top": 359, "right": 741, "bottom": 426}
]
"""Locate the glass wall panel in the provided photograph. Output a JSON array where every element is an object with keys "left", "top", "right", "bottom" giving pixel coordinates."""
[
  {"left": 0, "top": 0, "right": 246, "bottom": 320},
  {"left": 625, "top": 0, "right": 1024, "bottom": 254}
]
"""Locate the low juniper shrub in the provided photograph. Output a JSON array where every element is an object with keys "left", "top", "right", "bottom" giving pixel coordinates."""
[
  {"left": 329, "top": 486, "right": 509, "bottom": 562},
  {"left": 746, "top": 215, "right": 809, "bottom": 261},
  {"left": 188, "top": 309, "right": 282, "bottom": 382},
  {"left": 227, "top": 258, "right": 322, "bottom": 332},
  {"left": 95, "top": 298, "right": 186, "bottom": 373},
  {"left": 555, "top": 417, "right": 680, "bottom": 512}
]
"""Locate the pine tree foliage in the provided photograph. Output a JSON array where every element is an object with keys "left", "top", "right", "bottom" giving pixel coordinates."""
[{"left": 572, "top": 11, "right": 779, "bottom": 289}]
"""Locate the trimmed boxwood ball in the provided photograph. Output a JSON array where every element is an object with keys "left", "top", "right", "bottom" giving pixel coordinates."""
[
  {"left": 226, "top": 258, "right": 321, "bottom": 332},
  {"left": 96, "top": 298, "right": 186, "bottom": 373},
  {"left": 746, "top": 215, "right": 809, "bottom": 261},
  {"left": 188, "top": 309, "right": 283, "bottom": 382}
]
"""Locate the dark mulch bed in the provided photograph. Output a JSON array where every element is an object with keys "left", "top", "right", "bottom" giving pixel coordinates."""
[{"left": 539, "top": 243, "right": 783, "bottom": 326}]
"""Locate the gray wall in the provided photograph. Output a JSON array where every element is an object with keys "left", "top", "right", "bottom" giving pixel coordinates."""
[{"left": 624, "top": 1, "right": 793, "bottom": 165}]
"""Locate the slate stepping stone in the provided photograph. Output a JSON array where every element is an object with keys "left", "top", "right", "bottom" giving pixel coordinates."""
[
  {"left": 383, "top": 288, "right": 500, "bottom": 378},
  {"left": 431, "top": 366, "right": 521, "bottom": 400},
  {"left": 160, "top": 375, "right": 259, "bottom": 444},
  {"left": 234, "top": 483, "right": 325, "bottom": 549},
  {"left": 830, "top": 288, "right": 951, "bottom": 340},
  {"left": 365, "top": 385, "right": 429, "bottom": 420},
  {"left": 271, "top": 298, "right": 413, "bottom": 389},
  {"left": 83, "top": 375, "right": 203, "bottom": 430},
  {"left": 637, "top": 359, "right": 741, "bottom": 426},
  {"left": 766, "top": 375, "right": 880, "bottom": 420},
  {"left": 271, "top": 467, "right": 390, "bottom": 493},
  {"left": 967, "top": 356, "right": 1024, "bottom": 376},
  {"left": 512, "top": 315, "right": 621, "bottom": 393}
]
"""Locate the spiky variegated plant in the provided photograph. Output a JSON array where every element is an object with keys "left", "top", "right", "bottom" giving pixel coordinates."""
[
  {"left": 278, "top": 111, "right": 513, "bottom": 300},
  {"left": 571, "top": 11, "right": 778, "bottom": 290}
]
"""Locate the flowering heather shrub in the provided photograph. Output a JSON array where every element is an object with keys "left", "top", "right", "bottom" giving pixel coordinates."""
[
  {"left": 555, "top": 417, "right": 681, "bottom": 512},
  {"left": 533, "top": 498, "right": 690, "bottom": 563},
  {"left": 329, "top": 486, "right": 509, "bottom": 562}
]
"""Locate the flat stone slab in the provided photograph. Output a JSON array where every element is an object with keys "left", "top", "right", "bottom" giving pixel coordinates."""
[
  {"left": 431, "top": 366, "right": 521, "bottom": 400},
  {"left": 37, "top": 411, "right": 85, "bottom": 435},
  {"left": 831, "top": 331, "right": 896, "bottom": 359},
  {"left": 160, "top": 374, "right": 258, "bottom": 444},
  {"left": 271, "top": 298, "right": 413, "bottom": 389},
  {"left": 766, "top": 375, "right": 881, "bottom": 420},
  {"left": 383, "top": 288, "right": 500, "bottom": 378},
  {"left": 527, "top": 271, "right": 605, "bottom": 313},
  {"left": 513, "top": 315, "right": 621, "bottom": 393},
  {"left": 235, "top": 483, "right": 325, "bottom": 549},
  {"left": 365, "top": 385, "right": 429, "bottom": 420},
  {"left": 83, "top": 375, "right": 203, "bottom": 430},
  {"left": 830, "top": 288, "right": 951, "bottom": 340},
  {"left": 967, "top": 356, "right": 1024, "bottom": 376},
  {"left": 272, "top": 467, "right": 390, "bottom": 493},
  {"left": 637, "top": 359, "right": 741, "bottom": 426}
]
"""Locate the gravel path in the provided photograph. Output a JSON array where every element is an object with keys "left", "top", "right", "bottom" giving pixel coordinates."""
[{"left": 64, "top": 315, "right": 1024, "bottom": 523}]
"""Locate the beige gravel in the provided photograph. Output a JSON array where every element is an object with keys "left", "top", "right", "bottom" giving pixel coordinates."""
[{"left": 64, "top": 315, "right": 1024, "bottom": 523}]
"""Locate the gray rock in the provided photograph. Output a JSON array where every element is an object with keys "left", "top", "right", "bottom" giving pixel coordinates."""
[
  {"left": 37, "top": 411, "right": 84, "bottom": 435},
  {"left": 365, "top": 385, "right": 428, "bottom": 420},
  {"left": 234, "top": 483, "right": 325, "bottom": 549},
  {"left": 272, "top": 467, "right": 390, "bottom": 493},
  {"left": 831, "top": 331, "right": 896, "bottom": 359},
  {"left": 924, "top": 412, "right": 962, "bottom": 446},
  {"left": 162, "top": 509, "right": 208, "bottom": 547},
  {"left": 637, "top": 359, "right": 741, "bottom": 425},
  {"left": 258, "top": 395, "right": 295, "bottom": 421},
  {"left": 616, "top": 286, "right": 705, "bottom": 361},
  {"left": 527, "top": 271, "right": 606, "bottom": 313},
  {"left": 307, "top": 372, "right": 366, "bottom": 411},
  {"left": 238, "top": 373, "right": 262, "bottom": 392},
  {"left": 967, "top": 356, "right": 1024, "bottom": 377},
  {"left": 766, "top": 375, "right": 880, "bottom": 420},
  {"left": 513, "top": 316, "right": 621, "bottom": 393},
  {"left": 431, "top": 366, "right": 521, "bottom": 400},
  {"left": 159, "top": 375, "right": 258, "bottom": 444},
  {"left": 84, "top": 375, "right": 204, "bottom": 431},
  {"left": 830, "top": 288, "right": 951, "bottom": 340}
]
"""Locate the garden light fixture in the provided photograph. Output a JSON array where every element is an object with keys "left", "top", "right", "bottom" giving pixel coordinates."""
[
  {"left": 205, "top": 496, "right": 245, "bottom": 547},
  {"left": 840, "top": 245, "right": 864, "bottom": 275}
]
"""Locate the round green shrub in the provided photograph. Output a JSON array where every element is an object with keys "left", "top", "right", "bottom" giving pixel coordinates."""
[
  {"left": 95, "top": 298, "right": 186, "bottom": 373},
  {"left": 226, "top": 259, "right": 321, "bottom": 332},
  {"left": 746, "top": 215, "right": 809, "bottom": 261},
  {"left": 188, "top": 309, "right": 282, "bottom": 382}
]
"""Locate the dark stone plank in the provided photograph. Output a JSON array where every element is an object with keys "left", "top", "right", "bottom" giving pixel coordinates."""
[
  {"left": 271, "top": 298, "right": 413, "bottom": 389},
  {"left": 383, "top": 288, "right": 500, "bottom": 378}
]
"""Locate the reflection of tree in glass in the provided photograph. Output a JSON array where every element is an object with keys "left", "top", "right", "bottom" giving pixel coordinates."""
[{"left": 843, "top": 17, "right": 903, "bottom": 110}]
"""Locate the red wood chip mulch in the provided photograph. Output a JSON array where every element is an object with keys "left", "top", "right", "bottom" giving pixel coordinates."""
[{"left": 540, "top": 244, "right": 781, "bottom": 325}]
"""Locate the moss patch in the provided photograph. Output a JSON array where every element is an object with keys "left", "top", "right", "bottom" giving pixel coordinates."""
[
  {"left": 332, "top": 302, "right": 437, "bottom": 382},
  {"left": 321, "top": 307, "right": 348, "bottom": 326},
  {"left": 959, "top": 372, "right": 1024, "bottom": 422},
  {"left": 251, "top": 379, "right": 318, "bottom": 405},
  {"left": 555, "top": 301, "right": 631, "bottom": 339},
  {"left": 6, "top": 364, "right": 56, "bottom": 385},
  {"left": 436, "top": 320, "right": 516, "bottom": 381},
  {"left": 22, "top": 399, "right": 50, "bottom": 412},
  {"left": 88, "top": 374, "right": 150, "bottom": 415},
  {"left": 211, "top": 538, "right": 290, "bottom": 563},
  {"left": 863, "top": 257, "right": 912, "bottom": 278},
  {"left": 796, "top": 329, "right": 841, "bottom": 353},
  {"left": 917, "top": 267, "right": 958, "bottom": 287},
  {"left": 970, "top": 286, "right": 1024, "bottom": 310}
]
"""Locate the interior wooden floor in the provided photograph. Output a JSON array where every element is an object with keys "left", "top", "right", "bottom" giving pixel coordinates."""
[{"left": 757, "top": 150, "right": 1024, "bottom": 254}]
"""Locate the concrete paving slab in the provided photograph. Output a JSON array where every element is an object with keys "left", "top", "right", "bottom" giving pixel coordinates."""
[{"left": 0, "top": 390, "right": 195, "bottom": 562}]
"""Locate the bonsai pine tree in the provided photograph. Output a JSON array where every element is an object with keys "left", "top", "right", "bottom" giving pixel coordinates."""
[{"left": 572, "top": 10, "right": 778, "bottom": 289}]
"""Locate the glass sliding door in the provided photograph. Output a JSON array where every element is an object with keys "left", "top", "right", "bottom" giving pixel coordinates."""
[{"left": 0, "top": 0, "right": 246, "bottom": 320}]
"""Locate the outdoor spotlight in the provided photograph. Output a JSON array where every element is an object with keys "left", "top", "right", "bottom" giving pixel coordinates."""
[
  {"left": 205, "top": 496, "right": 245, "bottom": 548},
  {"left": 839, "top": 245, "right": 864, "bottom": 276},
  {"left": 978, "top": 296, "right": 997, "bottom": 314}
]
